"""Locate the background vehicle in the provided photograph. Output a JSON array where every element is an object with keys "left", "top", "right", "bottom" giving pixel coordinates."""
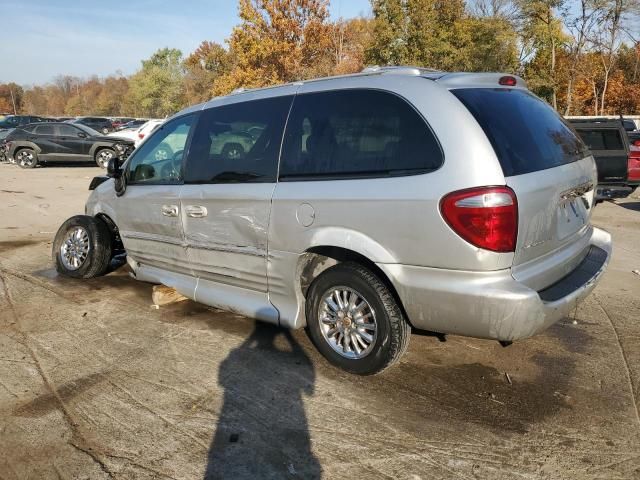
[
  {"left": 628, "top": 132, "right": 640, "bottom": 187},
  {"left": 110, "top": 117, "right": 136, "bottom": 130},
  {"left": 569, "top": 118, "right": 636, "bottom": 199},
  {"left": 60, "top": 69, "right": 610, "bottom": 375},
  {"left": 116, "top": 119, "right": 146, "bottom": 131},
  {"left": 69, "top": 117, "right": 114, "bottom": 135},
  {"left": 134, "top": 119, "right": 164, "bottom": 147},
  {"left": 0, "top": 115, "right": 49, "bottom": 131},
  {"left": 5, "top": 122, "right": 133, "bottom": 168}
]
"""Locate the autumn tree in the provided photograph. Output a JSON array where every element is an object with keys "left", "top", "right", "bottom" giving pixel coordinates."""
[
  {"left": 330, "top": 17, "right": 374, "bottom": 74},
  {"left": 0, "top": 83, "right": 23, "bottom": 114},
  {"left": 215, "top": 0, "right": 333, "bottom": 95},
  {"left": 93, "top": 76, "right": 130, "bottom": 115},
  {"left": 184, "top": 41, "right": 231, "bottom": 104}
]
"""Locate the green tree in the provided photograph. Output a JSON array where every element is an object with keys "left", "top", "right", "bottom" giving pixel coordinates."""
[
  {"left": 127, "top": 48, "right": 186, "bottom": 117},
  {"left": 367, "top": 0, "right": 516, "bottom": 72},
  {"left": 366, "top": 0, "right": 409, "bottom": 65},
  {"left": 518, "top": 0, "right": 568, "bottom": 108},
  {"left": 460, "top": 16, "right": 520, "bottom": 72}
]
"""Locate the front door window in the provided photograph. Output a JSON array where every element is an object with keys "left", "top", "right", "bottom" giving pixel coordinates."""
[{"left": 126, "top": 115, "right": 195, "bottom": 184}]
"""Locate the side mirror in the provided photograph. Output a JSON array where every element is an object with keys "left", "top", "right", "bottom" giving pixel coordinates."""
[{"left": 107, "top": 156, "right": 122, "bottom": 178}]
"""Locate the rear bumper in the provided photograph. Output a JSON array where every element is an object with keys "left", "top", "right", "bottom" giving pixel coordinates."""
[{"left": 378, "top": 227, "right": 612, "bottom": 341}]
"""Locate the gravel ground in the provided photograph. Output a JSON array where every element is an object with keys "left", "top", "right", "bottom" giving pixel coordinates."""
[{"left": 0, "top": 163, "right": 639, "bottom": 479}]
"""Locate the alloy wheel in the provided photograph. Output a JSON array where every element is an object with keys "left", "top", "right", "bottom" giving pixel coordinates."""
[
  {"left": 17, "top": 150, "right": 35, "bottom": 167},
  {"left": 60, "top": 227, "right": 90, "bottom": 271},
  {"left": 318, "top": 286, "right": 378, "bottom": 359}
]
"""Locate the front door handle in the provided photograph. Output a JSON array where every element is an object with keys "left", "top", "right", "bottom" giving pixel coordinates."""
[
  {"left": 185, "top": 205, "right": 208, "bottom": 218},
  {"left": 161, "top": 204, "right": 179, "bottom": 217}
]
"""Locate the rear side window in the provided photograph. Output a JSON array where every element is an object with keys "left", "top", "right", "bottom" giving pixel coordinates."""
[
  {"left": 185, "top": 96, "right": 293, "bottom": 183},
  {"left": 58, "top": 124, "right": 79, "bottom": 136},
  {"left": 453, "top": 88, "right": 587, "bottom": 177},
  {"left": 575, "top": 128, "right": 624, "bottom": 151},
  {"left": 280, "top": 89, "right": 443, "bottom": 179},
  {"left": 35, "top": 124, "right": 55, "bottom": 135}
]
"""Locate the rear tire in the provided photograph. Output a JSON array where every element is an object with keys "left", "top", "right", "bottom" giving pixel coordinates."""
[
  {"left": 306, "top": 262, "right": 411, "bottom": 375},
  {"left": 15, "top": 148, "right": 38, "bottom": 169},
  {"left": 53, "top": 215, "right": 112, "bottom": 278}
]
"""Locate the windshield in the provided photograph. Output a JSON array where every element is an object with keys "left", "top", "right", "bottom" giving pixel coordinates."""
[
  {"left": 453, "top": 88, "right": 588, "bottom": 177},
  {"left": 0, "top": 117, "right": 18, "bottom": 128},
  {"left": 75, "top": 123, "right": 102, "bottom": 136}
]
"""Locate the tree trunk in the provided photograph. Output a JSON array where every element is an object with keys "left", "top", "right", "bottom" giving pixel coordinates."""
[
  {"left": 550, "top": 16, "right": 557, "bottom": 110},
  {"left": 564, "top": 76, "right": 574, "bottom": 116},
  {"left": 601, "top": 65, "right": 610, "bottom": 114}
]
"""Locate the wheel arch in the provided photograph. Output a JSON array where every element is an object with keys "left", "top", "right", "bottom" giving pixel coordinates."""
[
  {"left": 90, "top": 143, "right": 115, "bottom": 158},
  {"left": 297, "top": 245, "right": 412, "bottom": 328},
  {"left": 10, "top": 141, "right": 40, "bottom": 156},
  {"left": 94, "top": 212, "right": 123, "bottom": 251}
]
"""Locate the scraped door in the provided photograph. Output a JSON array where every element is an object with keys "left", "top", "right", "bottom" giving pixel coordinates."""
[{"left": 180, "top": 94, "right": 295, "bottom": 323}]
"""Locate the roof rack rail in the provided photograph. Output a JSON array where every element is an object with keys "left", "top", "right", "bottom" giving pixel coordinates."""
[{"left": 361, "top": 65, "right": 444, "bottom": 75}]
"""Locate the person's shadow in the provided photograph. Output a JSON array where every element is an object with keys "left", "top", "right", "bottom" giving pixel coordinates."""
[{"left": 204, "top": 323, "right": 321, "bottom": 479}]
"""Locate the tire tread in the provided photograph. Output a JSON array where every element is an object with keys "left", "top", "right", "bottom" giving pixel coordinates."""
[{"left": 307, "top": 261, "right": 410, "bottom": 375}]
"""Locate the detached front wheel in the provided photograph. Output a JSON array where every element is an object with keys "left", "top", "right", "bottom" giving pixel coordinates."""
[
  {"left": 53, "top": 216, "right": 112, "bottom": 278},
  {"left": 306, "top": 262, "right": 411, "bottom": 375}
]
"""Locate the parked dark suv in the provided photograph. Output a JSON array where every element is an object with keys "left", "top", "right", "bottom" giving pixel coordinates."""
[
  {"left": 568, "top": 118, "right": 636, "bottom": 200},
  {"left": 0, "top": 115, "right": 48, "bottom": 131},
  {"left": 70, "top": 117, "right": 114, "bottom": 135},
  {"left": 5, "top": 122, "right": 134, "bottom": 168}
]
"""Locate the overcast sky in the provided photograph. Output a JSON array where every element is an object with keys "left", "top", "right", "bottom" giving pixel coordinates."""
[{"left": 0, "top": 0, "right": 372, "bottom": 86}]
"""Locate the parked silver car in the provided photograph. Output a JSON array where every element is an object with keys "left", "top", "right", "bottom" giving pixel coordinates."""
[{"left": 53, "top": 67, "right": 612, "bottom": 374}]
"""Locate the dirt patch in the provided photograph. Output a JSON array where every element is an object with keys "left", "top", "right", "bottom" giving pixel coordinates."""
[
  {"left": 0, "top": 239, "right": 43, "bottom": 253},
  {"left": 12, "top": 372, "right": 105, "bottom": 418}
]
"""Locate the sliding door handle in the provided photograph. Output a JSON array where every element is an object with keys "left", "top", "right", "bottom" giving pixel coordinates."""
[
  {"left": 185, "top": 205, "right": 208, "bottom": 218},
  {"left": 161, "top": 204, "right": 179, "bottom": 217}
]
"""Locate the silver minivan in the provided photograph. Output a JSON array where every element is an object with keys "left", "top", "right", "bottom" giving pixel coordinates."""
[{"left": 53, "top": 67, "right": 612, "bottom": 374}]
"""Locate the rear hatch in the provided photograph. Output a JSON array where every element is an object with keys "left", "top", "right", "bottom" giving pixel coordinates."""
[
  {"left": 570, "top": 121, "right": 630, "bottom": 184},
  {"left": 453, "top": 87, "right": 597, "bottom": 290}
]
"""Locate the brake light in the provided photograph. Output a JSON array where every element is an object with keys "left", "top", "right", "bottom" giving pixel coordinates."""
[
  {"left": 138, "top": 133, "right": 145, "bottom": 139},
  {"left": 440, "top": 186, "right": 518, "bottom": 253},
  {"left": 628, "top": 145, "right": 640, "bottom": 181},
  {"left": 633, "top": 140, "right": 640, "bottom": 147},
  {"left": 499, "top": 76, "right": 517, "bottom": 87}
]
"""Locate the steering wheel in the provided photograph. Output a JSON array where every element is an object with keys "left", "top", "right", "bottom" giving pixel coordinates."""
[{"left": 160, "top": 149, "right": 184, "bottom": 180}]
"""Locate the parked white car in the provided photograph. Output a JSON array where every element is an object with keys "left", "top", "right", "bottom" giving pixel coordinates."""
[{"left": 107, "top": 119, "right": 164, "bottom": 148}]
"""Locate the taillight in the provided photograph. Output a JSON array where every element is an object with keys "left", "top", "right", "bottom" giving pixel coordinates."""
[
  {"left": 628, "top": 146, "right": 640, "bottom": 182},
  {"left": 440, "top": 186, "right": 518, "bottom": 253},
  {"left": 138, "top": 133, "right": 144, "bottom": 139}
]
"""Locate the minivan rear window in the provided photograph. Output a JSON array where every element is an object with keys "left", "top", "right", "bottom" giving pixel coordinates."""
[{"left": 453, "top": 88, "right": 588, "bottom": 177}]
